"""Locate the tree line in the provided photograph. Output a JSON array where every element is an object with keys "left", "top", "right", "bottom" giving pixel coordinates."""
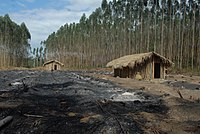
[
  {"left": 47, "top": 0, "right": 199, "bottom": 69},
  {"left": 0, "top": 14, "right": 31, "bottom": 67},
  {"left": 31, "top": 45, "right": 46, "bottom": 68}
]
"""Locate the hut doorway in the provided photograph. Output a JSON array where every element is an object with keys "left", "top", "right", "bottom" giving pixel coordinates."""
[
  {"left": 154, "top": 63, "right": 161, "bottom": 78},
  {"left": 54, "top": 65, "right": 57, "bottom": 70}
]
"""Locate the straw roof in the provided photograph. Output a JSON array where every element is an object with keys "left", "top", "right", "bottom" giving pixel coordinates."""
[
  {"left": 106, "top": 52, "right": 173, "bottom": 69},
  {"left": 43, "top": 60, "right": 64, "bottom": 66}
]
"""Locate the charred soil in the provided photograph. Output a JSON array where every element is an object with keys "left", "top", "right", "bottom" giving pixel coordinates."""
[
  {"left": 0, "top": 70, "right": 168, "bottom": 134},
  {"left": 87, "top": 72, "right": 200, "bottom": 134}
]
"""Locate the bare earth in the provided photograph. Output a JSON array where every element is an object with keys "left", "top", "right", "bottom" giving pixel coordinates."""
[
  {"left": 87, "top": 73, "right": 200, "bottom": 134},
  {"left": 0, "top": 69, "right": 200, "bottom": 133}
]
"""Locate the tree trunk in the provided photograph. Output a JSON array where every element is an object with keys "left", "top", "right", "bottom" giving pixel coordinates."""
[{"left": 191, "top": 5, "right": 196, "bottom": 69}]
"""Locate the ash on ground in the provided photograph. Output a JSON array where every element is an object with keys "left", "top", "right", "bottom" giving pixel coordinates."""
[{"left": 0, "top": 70, "right": 167, "bottom": 134}]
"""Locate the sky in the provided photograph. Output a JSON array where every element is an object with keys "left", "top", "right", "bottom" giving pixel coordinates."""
[{"left": 0, "top": 0, "right": 111, "bottom": 49}]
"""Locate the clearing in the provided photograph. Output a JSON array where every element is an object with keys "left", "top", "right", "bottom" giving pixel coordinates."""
[{"left": 0, "top": 70, "right": 200, "bottom": 133}]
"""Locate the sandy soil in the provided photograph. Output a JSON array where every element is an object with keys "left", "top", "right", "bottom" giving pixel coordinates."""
[{"left": 87, "top": 73, "right": 200, "bottom": 134}]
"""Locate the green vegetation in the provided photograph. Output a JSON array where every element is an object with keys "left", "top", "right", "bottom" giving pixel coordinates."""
[
  {"left": 44, "top": 0, "right": 200, "bottom": 70},
  {"left": 0, "top": 14, "right": 31, "bottom": 67}
]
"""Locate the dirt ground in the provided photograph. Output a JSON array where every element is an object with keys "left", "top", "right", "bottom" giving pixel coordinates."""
[
  {"left": 0, "top": 70, "right": 200, "bottom": 134},
  {"left": 87, "top": 72, "right": 200, "bottom": 134},
  {"left": 0, "top": 70, "right": 168, "bottom": 134}
]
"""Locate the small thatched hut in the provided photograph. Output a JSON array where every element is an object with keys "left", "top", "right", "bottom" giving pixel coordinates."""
[
  {"left": 106, "top": 52, "right": 173, "bottom": 79},
  {"left": 43, "top": 60, "right": 64, "bottom": 71}
]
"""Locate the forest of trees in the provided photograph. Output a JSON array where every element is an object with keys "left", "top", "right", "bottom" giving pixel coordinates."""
[
  {"left": 32, "top": 46, "right": 46, "bottom": 67},
  {"left": 44, "top": 0, "right": 200, "bottom": 70},
  {"left": 0, "top": 14, "right": 31, "bottom": 67}
]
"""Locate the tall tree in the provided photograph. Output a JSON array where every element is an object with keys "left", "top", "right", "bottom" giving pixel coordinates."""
[
  {"left": 0, "top": 14, "right": 31, "bottom": 67},
  {"left": 43, "top": 0, "right": 200, "bottom": 71}
]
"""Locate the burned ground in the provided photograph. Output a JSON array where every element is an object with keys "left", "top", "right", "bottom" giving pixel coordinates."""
[
  {"left": 165, "top": 80, "right": 200, "bottom": 90},
  {"left": 0, "top": 70, "right": 168, "bottom": 134}
]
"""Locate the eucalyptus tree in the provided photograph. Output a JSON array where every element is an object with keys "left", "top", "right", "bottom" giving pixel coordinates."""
[
  {"left": 0, "top": 14, "right": 31, "bottom": 67},
  {"left": 43, "top": 0, "right": 200, "bottom": 70},
  {"left": 39, "top": 46, "right": 43, "bottom": 66}
]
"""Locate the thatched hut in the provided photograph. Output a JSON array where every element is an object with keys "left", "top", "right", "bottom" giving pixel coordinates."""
[
  {"left": 43, "top": 60, "right": 64, "bottom": 71},
  {"left": 106, "top": 52, "right": 173, "bottom": 79}
]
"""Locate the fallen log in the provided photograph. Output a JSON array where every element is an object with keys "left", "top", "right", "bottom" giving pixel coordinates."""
[{"left": 0, "top": 116, "right": 13, "bottom": 129}]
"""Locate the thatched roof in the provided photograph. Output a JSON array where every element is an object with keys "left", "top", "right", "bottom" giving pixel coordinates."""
[
  {"left": 106, "top": 52, "right": 173, "bottom": 69},
  {"left": 43, "top": 60, "right": 64, "bottom": 66}
]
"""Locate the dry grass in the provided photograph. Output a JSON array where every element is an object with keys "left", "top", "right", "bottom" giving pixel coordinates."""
[
  {"left": 0, "top": 67, "right": 28, "bottom": 70},
  {"left": 0, "top": 102, "right": 22, "bottom": 108},
  {"left": 106, "top": 52, "right": 173, "bottom": 69},
  {"left": 80, "top": 114, "right": 103, "bottom": 123},
  {"left": 31, "top": 67, "right": 46, "bottom": 71},
  {"left": 67, "top": 112, "right": 77, "bottom": 117},
  {"left": 43, "top": 60, "right": 64, "bottom": 66}
]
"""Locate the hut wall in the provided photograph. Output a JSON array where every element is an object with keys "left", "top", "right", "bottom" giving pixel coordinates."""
[
  {"left": 160, "top": 63, "right": 166, "bottom": 79},
  {"left": 128, "top": 63, "right": 148, "bottom": 79},
  {"left": 113, "top": 55, "right": 168, "bottom": 79},
  {"left": 44, "top": 64, "right": 51, "bottom": 70},
  {"left": 124, "top": 56, "right": 164, "bottom": 79},
  {"left": 145, "top": 58, "right": 153, "bottom": 79},
  {"left": 44, "top": 62, "right": 62, "bottom": 71}
]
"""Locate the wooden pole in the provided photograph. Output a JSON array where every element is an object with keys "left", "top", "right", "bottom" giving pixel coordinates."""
[{"left": 177, "top": 90, "right": 183, "bottom": 99}]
